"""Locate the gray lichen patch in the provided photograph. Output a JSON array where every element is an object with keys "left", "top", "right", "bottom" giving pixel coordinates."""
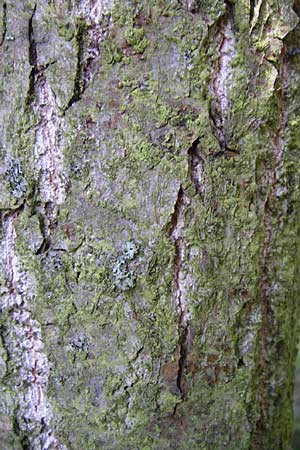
[
  {"left": 5, "top": 159, "right": 28, "bottom": 200},
  {"left": 112, "top": 241, "right": 139, "bottom": 291}
]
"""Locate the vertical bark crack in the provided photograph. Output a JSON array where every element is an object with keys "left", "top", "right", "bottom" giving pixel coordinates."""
[
  {"left": 225, "top": 0, "right": 235, "bottom": 25},
  {"left": 26, "top": 4, "right": 37, "bottom": 106},
  {"left": 64, "top": 13, "right": 110, "bottom": 112},
  {"left": 176, "top": 324, "right": 191, "bottom": 399},
  {"left": 65, "top": 19, "right": 86, "bottom": 110},
  {"left": 188, "top": 137, "right": 205, "bottom": 197},
  {"left": 167, "top": 187, "right": 191, "bottom": 408},
  {"left": 35, "top": 203, "right": 54, "bottom": 255},
  {"left": 0, "top": 2, "right": 7, "bottom": 47},
  {"left": 249, "top": 0, "right": 256, "bottom": 24}
]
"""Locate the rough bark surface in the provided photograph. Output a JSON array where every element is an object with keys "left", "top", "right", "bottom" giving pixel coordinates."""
[{"left": 0, "top": 0, "right": 300, "bottom": 449}]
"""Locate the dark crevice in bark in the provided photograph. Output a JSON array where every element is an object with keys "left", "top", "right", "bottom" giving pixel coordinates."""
[
  {"left": 238, "top": 357, "right": 245, "bottom": 368},
  {"left": 208, "top": 103, "right": 227, "bottom": 151},
  {"left": 167, "top": 186, "right": 185, "bottom": 238},
  {"left": 35, "top": 238, "right": 51, "bottom": 255},
  {"left": 209, "top": 104, "right": 240, "bottom": 158},
  {"left": 28, "top": 5, "right": 37, "bottom": 67},
  {"left": 64, "top": 16, "right": 111, "bottom": 113},
  {"left": 12, "top": 416, "right": 24, "bottom": 447},
  {"left": 26, "top": 4, "right": 37, "bottom": 107},
  {"left": 249, "top": 0, "right": 256, "bottom": 24},
  {"left": 38, "top": 59, "right": 57, "bottom": 73},
  {"left": 188, "top": 138, "right": 205, "bottom": 197},
  {"left": 224, "top": 0, "right": 235, "bottom": 25},
  {"left": 65, "top": 20, "right": 86, "bottom": 111},
  {"left": 181, "top": 0, "right": 200, "bottom": 14},
  {"left": 224, "top": 0, "right": 240, "bottom": 34},
  {"left": 293, "top": 0, "right": 300, "bottom": 17},
  {"left": 130, "top": 345, "right": 144, "bottom": 364},
  {"left": 1, "top": 202, "right": 25, "bottom": 222},
  {"left": 0, "top": 2, "right": 7, "bottom": 47},
  {"left": 35, "top": 202, "right": 58, "bottom": 255},
  {"left": 20, "top": 437, "right": 31, "bottom": 450},
  {"left": 35, "top": 212, "right": 51, "bottom": 255},
  {"left": 176, "top": 324, "right": 189, "bottom": 399}
]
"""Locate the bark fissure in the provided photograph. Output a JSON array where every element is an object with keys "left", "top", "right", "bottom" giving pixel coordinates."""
[
  {"left": 0, "top": 1, "right": 7, "bottom": 47},
  {"left": 64, "top": 15, "right": 110, "bottom": 112},
  {"left": 188, "top": 138, "right": 205, "bottom": 197},
  {"left": 65, "top": 20, "right": 86, "bottom": 111},
  {"left": 249, "top": 0, "right": 256, "bottom": 24},
  {"left": 225, "top": 0, "right": 235, "bottom": 25},
  {"left": 167, "top": 187, "right": 191, "bottom": 407},
  {"left": 35, "top": 205, "right": 53, "bottom": 255},
  {"left": 26, "top": 4, "right": 38, "bottom": 107},
  {"left": 176, "top": 323, "right": 190, "bottom": 399}
]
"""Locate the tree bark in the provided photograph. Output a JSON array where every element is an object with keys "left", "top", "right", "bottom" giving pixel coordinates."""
[{"left": 0, "top": 1, "right": 299, "bottom": 449}]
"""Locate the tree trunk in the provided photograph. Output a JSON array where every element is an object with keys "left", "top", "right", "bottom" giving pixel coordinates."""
[{"left": 0, "top": 1, "right": 299, "bottom": 449}]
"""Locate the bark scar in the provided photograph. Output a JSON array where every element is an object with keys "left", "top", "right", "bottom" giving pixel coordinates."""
[{"left": 167, "top": 187, "right": 192, "bottom": 408}]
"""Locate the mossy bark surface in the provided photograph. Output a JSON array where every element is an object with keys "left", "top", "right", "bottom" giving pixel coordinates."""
[{"left": 0, "top": 1, "right": 300, "bottom": 449}]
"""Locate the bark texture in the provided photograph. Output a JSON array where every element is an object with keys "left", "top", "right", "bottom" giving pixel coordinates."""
[{"left": 0, "top": 0, "right": 300, "bottom": 449}]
